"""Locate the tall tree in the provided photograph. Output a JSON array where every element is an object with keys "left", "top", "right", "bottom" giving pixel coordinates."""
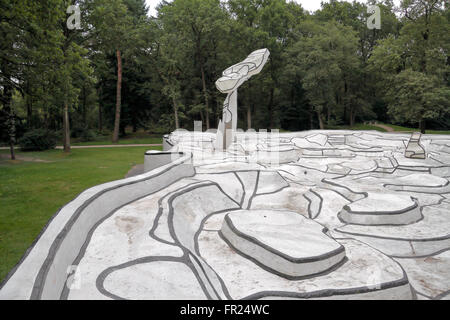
[
  {"left": 369, "top": 0, "right": 449, "bottom": 132},
  {"left": 159, "top": 0, "right": 229, "bottom": 130},
  {"left": 286, "top": 20, "right": 360, "bottom": 128},
  {"left": 89, "top": 0, "right": 134, "bottom": 142},
  {"left": 0, "top": 0, "right": 63, "bottom": 158}
]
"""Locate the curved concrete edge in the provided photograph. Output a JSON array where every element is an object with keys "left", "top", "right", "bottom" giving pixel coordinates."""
[
  {"left": 220, "top": 216, "right": 346, "bottom": 279},
  {"left": 334, "top": 230, "right": 450, "bottom": 258},
  {"left": 250, "top": 283, "right": 413, "bottom": 300},
  {"left": 385, "top": 184, "right": 450, "bottom": 194},
  {"left": 144, "top": 150, "right": 185, "bottom": 173},
  {"left": 304, "top": 190, "right": 322, "bottom": 219},
  {"left": 0, "top": 152, "right": 194, "bottom": 300},
  {"left": 338, "top": 202, "right": 422, "bottom": 226},
  {"left": 162, "top": 135, "right": 174, "bottom": 152}
]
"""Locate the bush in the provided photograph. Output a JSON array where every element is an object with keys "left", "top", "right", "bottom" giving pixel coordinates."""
[
  {"left": 78, "top": 129, "right": 97, "bottom": 142},
  {"left": 71, "top": 124, "right": 98, "bottom": 142},
  {"left": 71, "top": 125, "right": 86, "bottom": 139},
  {"left": 19, "top": 129, "right": 57, "bottom": 151}
]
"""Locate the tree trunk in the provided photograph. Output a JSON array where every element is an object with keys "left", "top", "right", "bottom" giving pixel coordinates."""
[
  {"left": 26, "top": 81, "right": 33, "bottom": 128},
  {"left": 327, "top": 106, "right": 331, "bottom": 124},
  {"left": 171, "top": 96, "right": 180, "bottom": 129},
  {"left": 343, "top": 106, "right": 347, "bottom": 125},
  {"left": 4, "top": 86, "right": 15, "bottom": 160},
  {"left": 82, "top": 85, "right": 87, "bottom": 124},
  {"left": 268, "top": 87, "right": 274, "bottom": 129},
  {"left": 98, "top": 87, "right": 103, "bottom": 132},
  {"left": 247, "top": 105, "right": 252, "bottom": 130},
  {"left": 317, "top": 108, "right": 324, "bottom": 130},
  {"left": 63, "top": 101, "right": 71, "bottom": 153},
  {"left": 200, "top": 65, "right": 210, "bottom": 130},
  {"left": 199, "top": 110, "right": 205, "bottom": 125},
  {"left": 26, "top": 96, "right": 33, "bottom": 129},
  {"left": 98, "top": 103, "right": 103, "bottom": 132},
  {"left": 419, "top": 119, "right": 426, "bottom": 134},
  {"left": 9, "top": 131, "right": 15, "bottom": 160},
  {"left": 112, "top": 49, "right": 122, "bottom": 143},
  {"left": 6, "top": 102, "right": 16, "bottom": 161},
  {"left": 2, "top": 59, "right": 15, "bottom": 160},
  {"left": 349, "top": 108, "right": 355, "bottom": 127}
]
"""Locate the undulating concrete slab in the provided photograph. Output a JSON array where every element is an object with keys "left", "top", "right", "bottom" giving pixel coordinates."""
[{"left": 2, "top": 130, "right": 449, "bottom": 300}]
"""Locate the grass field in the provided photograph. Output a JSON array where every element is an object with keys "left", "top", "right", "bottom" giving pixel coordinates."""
[
  {"left": 379, "top": 124, "right": 450, "bottom": 135},
  {"left": 0, "top": 146, "right": 162, "bottom": 283}
]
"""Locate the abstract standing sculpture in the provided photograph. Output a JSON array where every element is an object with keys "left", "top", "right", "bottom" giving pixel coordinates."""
[
  {"left": 405, "top": 132, "right": 426, "bottom": 159},
  {"left": 215, "top": 48, "right": 270, "bottom": 150}
]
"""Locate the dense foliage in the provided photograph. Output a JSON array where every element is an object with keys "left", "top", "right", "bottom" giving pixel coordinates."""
[
  {"left": 1, "top": 0, "right": 449, "bottom": 157},
  {"left": 18, "top": 129, "right": 57, "bottom": 151}
]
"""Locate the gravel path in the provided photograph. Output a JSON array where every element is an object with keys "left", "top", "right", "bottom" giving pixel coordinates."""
[
  {"left": 0, "top": 144, "right": 162, "bottom": 151},
  {"left": 372, "top": 123, "right": 395, "bottom": 132}
]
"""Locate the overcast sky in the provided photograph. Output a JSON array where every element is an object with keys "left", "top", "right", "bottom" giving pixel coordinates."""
[{"left": 144, "top": 0, "right": 401, "bottom": 16}]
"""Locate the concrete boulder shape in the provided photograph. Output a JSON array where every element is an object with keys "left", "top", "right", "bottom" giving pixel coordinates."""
[
  {"left": 338, "top": 192, "right": 422, "bottom": 226},
  {"left": 220, "top": 210, "right": 346, "bottom": 279}
]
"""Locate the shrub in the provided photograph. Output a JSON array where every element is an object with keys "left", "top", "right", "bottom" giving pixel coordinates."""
[
  {"left": 78, "top": 129, "right": 97, "bottom": 142},
  {"left": 18, "top": 129, "right": 57, "bottom": 151},
  {"left": 71, "top": 124, "right": 98, "bottom": 142},
  {"left": 71, "top": 125, "right": 86, "bottom": 139}
]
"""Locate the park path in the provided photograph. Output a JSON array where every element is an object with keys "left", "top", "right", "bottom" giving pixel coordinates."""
[
  {"left": 55, "top": 144, "right": 162, "bottom": 149},
  {"left": 0, "top": 144, "right": 162, "bottom": 151},
  {"left": 372, "top": 123, "right": 394, "bottom": 132}
]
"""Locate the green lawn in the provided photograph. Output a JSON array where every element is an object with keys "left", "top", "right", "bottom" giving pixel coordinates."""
[
  {"left": 0, "top": 146, "right": 161, "bottom": 283},
  {"left": 378, "top": 123, "right": 450, "bottom": 135}
]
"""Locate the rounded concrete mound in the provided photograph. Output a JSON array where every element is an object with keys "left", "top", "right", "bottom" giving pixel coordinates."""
[
  {"left": 220, "top": 210, "right": 346, "bottom": 279},
  {"left": 338, "top": 192, "right": 422, "bottom": 226}
]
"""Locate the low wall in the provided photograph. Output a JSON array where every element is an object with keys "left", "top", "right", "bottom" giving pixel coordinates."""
[
  {"left": 144, "top": 150, "right": 184, "bottom": 173},
  {"left": 162, "top": 135, "right": 174, "bottom": 151},
  {"left": 0, "top": 152, "right": 194, "bottom": 300}
]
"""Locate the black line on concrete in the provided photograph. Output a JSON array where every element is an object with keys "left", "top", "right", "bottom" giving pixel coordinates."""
[
  {"left": 434, "top": 290, "right": 450, "bottom": 300},
  {"left": 246, "top": 170, "right": 260, "bottom": 210},
  {"left": 32, "top": 158, "right": 194, "bottom": 300},
  {"left": 95, "top": 255, "right": 206, "bottom": 300}
]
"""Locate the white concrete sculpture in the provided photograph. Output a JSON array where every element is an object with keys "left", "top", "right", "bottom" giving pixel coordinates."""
[
  {"left": 215, "top": 48, "right": 270, "bottom": 150},
  {"left": 405, "top": 132, "right": 426, "bottom": 159},
  {"left": 2, "top": 128, "right": 450, "bottom": 300}
]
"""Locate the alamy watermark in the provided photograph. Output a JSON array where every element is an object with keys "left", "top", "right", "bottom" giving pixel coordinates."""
[
  {"left": 67, "top": 5, "right": 81, "bottom": 30},
  {"left": 367, "top": 5, "right": 381, "bottom": 30},
  {"left": 66, "top": 4, "right": 380, "bottom": 31},
  {"left": 167, "top": 122, "right": 282, "bottom": 167}
]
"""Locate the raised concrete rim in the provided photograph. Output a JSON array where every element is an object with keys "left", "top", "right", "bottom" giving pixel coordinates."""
[
  {"left": 342, "top": 197, "right": 419, "bottom": 216},
  {"left": 223, "top": 213, "right": 345, "bottom": 264}
]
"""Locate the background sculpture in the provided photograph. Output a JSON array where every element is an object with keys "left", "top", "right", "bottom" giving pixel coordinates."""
[{"left": 215, "top": 48, "right": 270, "bottom": 150}]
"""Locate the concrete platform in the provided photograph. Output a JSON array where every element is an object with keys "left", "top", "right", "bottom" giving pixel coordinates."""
[
  {"left": 338, "top": 192, "right": 422, "bottom": 225},
  {"left": 220, "top": 210, "right": 346, "bottom": 279}
]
